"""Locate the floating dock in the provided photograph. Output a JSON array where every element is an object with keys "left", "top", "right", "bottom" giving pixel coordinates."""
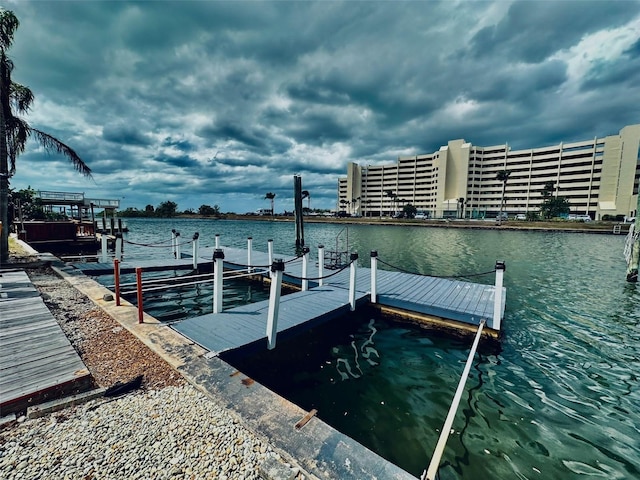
[
  {"left": 0, "top": 270, "right": 92, "bottom": 415},
  {"left": 69, "top": 243, "right": 505, "bottom": 356}
]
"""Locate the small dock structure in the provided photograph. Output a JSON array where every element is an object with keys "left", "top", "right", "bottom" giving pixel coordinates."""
[
  {"left": 0, "top": 270, "right": 92, "bottom": 415},
  {"left": 68, "top": 235, "right": 506, "bottom": 357}
]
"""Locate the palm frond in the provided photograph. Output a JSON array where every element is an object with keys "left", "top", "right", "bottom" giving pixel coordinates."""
[
  {"left": 6, "top": 116, "right": 28, "bottom": 174},
  {"left": 10, "top": 82, "right": 33, "bottom": 113},
  {"left": 30, "top": 128, "right": 92, "bottom": 177},
  {"left": 0, "top": 10, "right": 19, "bottom": 52}
]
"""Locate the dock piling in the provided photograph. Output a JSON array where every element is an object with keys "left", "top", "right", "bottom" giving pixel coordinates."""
[
  {"left": 215, "top": 234, "right": 220, "bottom": 249},
  {"left": 100, "top": 235, "right": 108, "bottom": 263},
  {"left": 115, "top": 234, "right": 123, "bottom": 262},
  {"left": 318, "top": 245, "right": 325, "bottom": 286},
  {"left": 493, "top": 261, "right": 505, "bottom": 330},
  {"left": 213, "top": 249, "right": 225, "bottom": 314},
  {"left": 247, "top": 237, "right": 253, "bottom": 273},
  {"left": 349, "top": 252, "right": 358, "bottom": 311},
  {"left": 192, "top": 233, "right": 200, "bottom": 270},
  {"left": 136, "top": 267, "right": 144, "bottom": 323},
  {"left": 301, "top": 246, "right": 310, "bottom": 291},
  {"left": 175, "top": 231, "right": 181, "bottom": 259},
  {"left": 370, "top": 251, "right": 378, "bottom": 303},
  {"left": 267, "top": 239, "right": 274, "bottom": 277},
  {"left": 114, "top": 259, "right": 121, "bottom": 306},
  {"left": 266, "top": 259, "right": 285, "bottom": 350}
]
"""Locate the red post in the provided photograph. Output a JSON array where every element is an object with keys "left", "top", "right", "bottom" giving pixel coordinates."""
[
  {"left": 136, "top": 267, "right": 144, "bottom": 324},
  {"left": 114, "top": 259, "right": 121, "bottom": 306}
]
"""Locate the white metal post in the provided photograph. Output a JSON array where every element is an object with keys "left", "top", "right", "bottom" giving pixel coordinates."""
[
  {"left": 115, "top": 234, "right": 123, "bottom": 262},
  {"left": 318, "top": 245, "right": 325, "bottom": 286},
  {"left": 266, "top": 259, "right": 285, "bottom": 350},
  {"left": 100, "top": 234, "right": 108, "bottom": 263},
  {"left": 192, "top": 232, "right": 199, "bottom": 270},
  {"left": 267, "top": 239, "right": 274, "bottom": 278},
  {"left": 370, "top": 250, "right": 378, "bottom": 303},
  {"left": 213, "top": 249, "right": 225, "bottom": 314},
  {"left": 349, "top": 252, "right": 358, "bottom": 311},
  {"left": 215, "top": 234, "right": 220, "bottom": 249},
  {"left": 492, "top": 261, "right": 505, "bottom": 330},
  {"left": 247, "top": 237, "right": 253, "bottom": 273},
  {"left": 301, "top": 246, "right": 310, "bottom": 291},
  {"left": 175, "top": 231, "right": 181, "bottom": 260}
]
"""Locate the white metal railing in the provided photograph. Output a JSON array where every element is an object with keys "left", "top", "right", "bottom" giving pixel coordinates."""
[{"left": 35, "top": 190, "right": 84, "bottom": 202}]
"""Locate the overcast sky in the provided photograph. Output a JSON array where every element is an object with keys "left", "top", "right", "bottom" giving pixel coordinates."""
[{"left": 6, "top": 0, "right": 640, "bottom": 213}]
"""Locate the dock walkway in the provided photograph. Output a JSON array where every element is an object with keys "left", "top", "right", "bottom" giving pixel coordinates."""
[
  {"left": 174, "top": 286, "right": 368, "bottom": 356},
  {"left": 69, "top": 244, "right": 504, "bottom": 356},
  {"left": 0, "top": 270, "right": 92, "bottom": 415}
]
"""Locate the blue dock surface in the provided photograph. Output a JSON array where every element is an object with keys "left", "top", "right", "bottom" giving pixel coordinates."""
[
  {"left": 174, "top": 286, "right": 368, "bottom": 355},
  {"left": 0, "top": 270, "right": 92, "bottom": 415},
  {"left": 69, "top": 244, "right": 505, "bottom": 356}
]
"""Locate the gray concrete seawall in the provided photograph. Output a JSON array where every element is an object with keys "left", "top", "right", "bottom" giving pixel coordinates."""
[{"left": 51, "top": 260, "right": 417, "bottom": 479}]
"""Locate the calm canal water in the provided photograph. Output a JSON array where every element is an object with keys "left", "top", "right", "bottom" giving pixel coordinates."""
[{"left": 114, "top": 218, "right": 640, "bottom": 479}]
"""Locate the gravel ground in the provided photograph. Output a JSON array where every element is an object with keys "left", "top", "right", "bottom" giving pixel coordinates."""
[
  {"left": 26, "top": 266, "right": 185, "bottom": 391},
  {"left": 0, "top": 266, "right": 300, "bottom": 480}
]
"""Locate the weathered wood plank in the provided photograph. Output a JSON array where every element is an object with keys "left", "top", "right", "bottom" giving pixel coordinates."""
[{"left": 0, "top": 270, "right": 91, "bottom": 414}]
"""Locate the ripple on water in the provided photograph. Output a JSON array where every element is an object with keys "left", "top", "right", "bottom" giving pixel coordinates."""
[{"left": 107, "top": 220, "right": 640, "bottom": 479}]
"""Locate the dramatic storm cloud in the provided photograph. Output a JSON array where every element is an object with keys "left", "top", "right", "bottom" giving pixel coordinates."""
[{"left": 6, "top": 0, "right": 640, "bottom": 212}]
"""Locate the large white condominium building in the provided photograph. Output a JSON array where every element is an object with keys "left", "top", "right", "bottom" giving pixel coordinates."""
[{"left": 338, "top": 124, "right": 640, "bottom": 220}]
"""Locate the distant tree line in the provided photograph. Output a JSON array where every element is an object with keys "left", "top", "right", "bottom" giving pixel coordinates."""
[{"left": 118, "top": 201, "right": 221, "bottom": 218}]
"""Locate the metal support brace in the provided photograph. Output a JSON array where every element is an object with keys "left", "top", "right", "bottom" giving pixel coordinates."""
[
  {"left": 423, "top": 319, "right": 486, "bottom": 480},
  {"left": 349, "top": 252, "right": 358, "bottom": 311},
  {"left": 213, "top": 249, "right": 225, "bottom": 314},
  {"left": 266, "top": 259, "right": 285, "bottom": 350},
  {"left": 493, "top": 260, "right": 505, "bottom": 330},
  {"left": 370, "top": 250, "right": 378, "bottom": 303}
]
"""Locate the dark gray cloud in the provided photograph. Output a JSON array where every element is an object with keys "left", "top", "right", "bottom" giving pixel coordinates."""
[
  {"left": 467, "top": 1, "right": 637, "bottom": 63},
  {"left": 7, "top": 0, "right": 640, "bottom": 212}
]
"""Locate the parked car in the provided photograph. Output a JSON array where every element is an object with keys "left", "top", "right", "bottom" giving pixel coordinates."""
[
  {"left": 515, "top": 214, "right": 526, "bottom": 221},
  {"left": 568, "top": 214, "right": 592, "bottom": 222},
  {"left": 496, "top": 212, "right": 508, "bottom": 220},
  {"left": 415, "top": 212, "right": 427, "bottom": 220}
]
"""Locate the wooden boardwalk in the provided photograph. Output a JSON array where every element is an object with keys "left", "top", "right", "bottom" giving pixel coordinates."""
[{"left": 0, "top": 270, "right": 92, "bottom": 415}]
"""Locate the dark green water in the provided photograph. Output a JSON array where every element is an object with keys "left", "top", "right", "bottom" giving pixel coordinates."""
[{"left": 115, "top": 218, "right": 640, "bottom": 479}]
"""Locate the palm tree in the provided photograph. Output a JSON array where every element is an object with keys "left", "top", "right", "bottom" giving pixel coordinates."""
[
  {"left": 301, "top": 190, "right": 310, "bottom": 210},
  {"left": 384, "top": 190, "right": 395, "bottom": 216},
  {"left": 1, "top": 9, "right": 91, "bottom": 262},
  {"left": 264, "top": 192, "right": 276, "bottom": 216},
  {"left": 496, "top": 170, "right": 510, "bottom": 225}
]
